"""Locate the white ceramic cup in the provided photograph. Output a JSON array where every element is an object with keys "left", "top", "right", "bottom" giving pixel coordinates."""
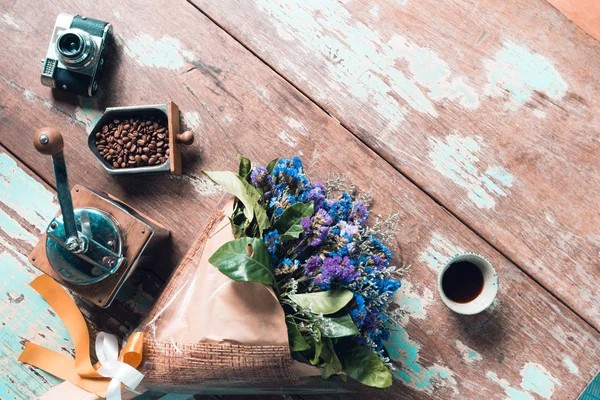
[{"left": 437, "top": 253, "right": 498, "bottom": 315}]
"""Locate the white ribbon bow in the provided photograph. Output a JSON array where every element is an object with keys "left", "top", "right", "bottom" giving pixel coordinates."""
[{"left": 95, "top": 332, "right": 144, "bottom": 400}]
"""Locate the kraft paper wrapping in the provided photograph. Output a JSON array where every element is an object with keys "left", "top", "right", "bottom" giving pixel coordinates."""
[{"left": 138, "top": 198, "right": 307, "bottom": 391}]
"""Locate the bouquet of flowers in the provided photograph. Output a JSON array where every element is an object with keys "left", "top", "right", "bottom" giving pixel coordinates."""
[
  {"left": 18, "top": 155, "right": 403, "bottom": 398},
  {"left": 200, "top": 155, "right": 402, "bottom": 388}
]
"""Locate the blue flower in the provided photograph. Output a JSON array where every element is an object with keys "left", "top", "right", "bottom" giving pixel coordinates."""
[
  {"left": 273, "top": 157, "right": 309, "bottom": 193},
  {"left": 370, "top": 235, "right": 393, "bottom": 260},
  {"left": 276, "top": 258, "right": 300, "bottom": 275},
  {"left": 327, "top": 192, "right": 353, "bottom": 223},
  {"left": 263, "top": 230, "right": 280, "bottom": 256}
]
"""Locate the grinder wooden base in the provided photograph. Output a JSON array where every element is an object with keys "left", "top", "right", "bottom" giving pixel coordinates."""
[{"left": 29, "top": 185, "right": 169, "bottom": 308}]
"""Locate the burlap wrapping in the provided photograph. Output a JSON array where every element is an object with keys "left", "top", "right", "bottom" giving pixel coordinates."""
[{"left": 138, "top": 200, "right": 298, "bottom": 388}]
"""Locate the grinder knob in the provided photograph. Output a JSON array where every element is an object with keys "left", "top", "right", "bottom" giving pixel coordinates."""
[{"left": 34, "top": 127, "right": 64, "bottom": 155}]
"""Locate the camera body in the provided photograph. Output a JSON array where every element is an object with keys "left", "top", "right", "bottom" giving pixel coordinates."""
[{"left": 41, "top": 14, "right": 112, "bottom": 97}]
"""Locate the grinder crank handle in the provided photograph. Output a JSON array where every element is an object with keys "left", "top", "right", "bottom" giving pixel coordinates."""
[{"left": 33, "top": 128, "right": 80, "bottom": 249}]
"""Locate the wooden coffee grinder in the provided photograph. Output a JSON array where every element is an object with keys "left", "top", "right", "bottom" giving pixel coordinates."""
[{"left": 29, "top": 127, "right": 169, "bottom": 307}]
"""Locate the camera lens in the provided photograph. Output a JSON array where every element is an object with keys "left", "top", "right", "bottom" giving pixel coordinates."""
[
  {"left": 56, "top": 29, "right": 97, "bottom": 70},
  {"left": 58, "top": 33, "right": 83, "bottom": 57}
]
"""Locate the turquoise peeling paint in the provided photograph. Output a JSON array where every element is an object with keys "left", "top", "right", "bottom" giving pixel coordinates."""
[
  {"left": 399, "top": 295, "right": 423, "bottom": 315},
  {"left": 485, "top": 43, "right": 567, "bottom": 109},
  {"left": 521, "top": 363, "right": 558, "bottom": 399},
  {"left": 466, "top": 350, "right": 478, "bottom": 360},
  {"left": 0, "top": 250, "right": 71, "bottom": 399},
  {"left": 387, "top": 326, "right": 454, "bottom": 392},
  {"left": 487, "top": 371, "right": 534, "bottom": 400},
  {"left": 0, "top": 154, "right": 57, "bottom": 241},
  {"left": 76, "top": 97, "right": 103, "bottom": 131}
]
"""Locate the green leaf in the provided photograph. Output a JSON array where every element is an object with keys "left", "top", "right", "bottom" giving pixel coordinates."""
[
  {"left": 266, "top": 158, "right": 279, "bottom": 174},
  {"left": 286, "top": 317, "right": 310, "bottom": 352},
  {"left": 273, "top": 201, "right": 314, "bottom": 241},
  {"left": 202, "top": 171, "right": 260, "bottom": 223},
  {"left": 237, "top": 154, "right": 252, "bottom": 181},
  {"left": 340, "top": 345, "right": 392, "bottom": 388},
  {"left": 320, "top": 315, "right": 360, "bottom": 338},
  {"left": 320, "top": 338, "right": 343, "bottom": 379},
  {"left": 308, "top": 329, "right": 322, "bottom": 365},
  {"left": 289, "top": 290, "right": 354, "bottom": 315},
  {"left": 254, "top": 205, "right": 270, "bottom": 236},
  {"left": 208, "top": 237, "right": 274, "bottom": 286}
]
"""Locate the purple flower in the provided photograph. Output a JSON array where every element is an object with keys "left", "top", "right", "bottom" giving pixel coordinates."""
[
  {"left": 303, "top": 209, "right": 333, "bottom": 247},
  {"left": 251, "top": 166, "right": 274, "bottom": 190},
  {"left": 349, "top": 202, "right": 369, "bottom": 225},
  {"left": 314, "top": 256, "right": 360, "bottom": 289},
  {"left": 304, "top": 255, "right": 323, "bottom": 276},
  {"left": 339, "top": 221, "right": 359, "bottom": 236},
  {"left": 306, "top": 182, "right": 326, "bottom": 210}
]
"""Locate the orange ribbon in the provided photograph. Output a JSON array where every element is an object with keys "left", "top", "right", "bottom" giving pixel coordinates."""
[{"left": 18, "top": 275, "right": 144, "bottom": 398}]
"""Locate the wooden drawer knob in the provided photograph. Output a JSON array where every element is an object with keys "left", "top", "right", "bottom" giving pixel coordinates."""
[{"left": 176, "top": 130, "right": 194, "bottom": 145}]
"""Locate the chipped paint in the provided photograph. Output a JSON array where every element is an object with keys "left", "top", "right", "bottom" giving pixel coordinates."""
[
  {"left": 255, "top": 0, "right": 479, "bottom": 130},
  {"left": 387, "top": 281, "right": 457, "bottom": 394},
  {"left": 22, "top": 89, "right": 36, "bottom": 103},
  {"left": 74, "top": 97, "right": 102, "bottom": 132},
  {"left": 394, "top": 281, "right": 434, "bottom": 322},
  {"left": 369, "top": 5, "right": 380, "bottom": 18},
  {"left": 454, "top": 340, "right": 482, "bottom": 364},
  {"left": 419, "top": 232, "right": 461, "bottom": 272},
  {"left": 484, "top": 43, "right": 567, "bottom": 110},
  {"left": 284, "top": 117, "right": 307, "bottom": 136},
  {"left": 0, "top": 153, "right": 71, "bottom": 398},
  {"left": 429, "top": 134, "right": 514, "bottom": 209},
  {"left": 0, "top": 153, "right": 57, "bottom": 243},
  {"left": 170, "top": 174, "right": 223, "bottom": 197},
  {"left": 487, "top": 371, "right": 535, "bottom": 400},
  {"left": 562, "top": 357, "right": 579, "bottom": 375},
  {"left": 278, "top": 130, "right": 298, "bottom": 148},
  {"left": 124, "top": 34, "right": 194, "bottom": 70},
  {"left": 533, "top": 109, "right": 546, "bottom": 119},
  {"left": 1, "top": 13, "right": 20, "bottom": 29},
  {"left": 0, "top": 250, "right": 69, "bottom": 398},
  {"left": 578, "top": 286, "right": 600, "bottom": 321},
  {"left": 520, "top": 363, "right": 560, "bottom": 399},
  {"left": 182, "top": 111, "right": 202, "bottom": 130}
]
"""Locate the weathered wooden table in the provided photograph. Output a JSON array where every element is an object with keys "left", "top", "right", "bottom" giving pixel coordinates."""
[{"left": 1, "top": 0, "right": 599, "bottom": 399}]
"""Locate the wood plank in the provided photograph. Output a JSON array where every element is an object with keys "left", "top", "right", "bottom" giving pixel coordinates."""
[
  {"left": 191, "top": 0, "right": 600, "bottom": 330},
  {"left": 544, "top": 0, "right": 600, "bottom": 42},
  {"left": 0, "top": 0, "right": 599, "bottom": 398},
  {"left": 0, "top": 147, "right": 161, "bottom": 399}
]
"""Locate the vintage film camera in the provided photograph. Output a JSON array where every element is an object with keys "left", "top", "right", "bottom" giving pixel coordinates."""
[{"left": 41, "top": 13, "right": 112, "bottom": 97}]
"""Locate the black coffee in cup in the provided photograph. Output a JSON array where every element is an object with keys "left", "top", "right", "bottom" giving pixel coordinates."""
[{"left": 441, "top": 261, "right": 484, "bottom": 303}]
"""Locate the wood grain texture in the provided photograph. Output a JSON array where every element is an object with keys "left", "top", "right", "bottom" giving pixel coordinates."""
[
  {"left": 0, "top": 147, "right": 161, "bottom": 399},
  {"left": 545, "top": 0, "right": 600, "bottom": 42},
  {"left": 192, "top": 0, "right": 600, "bottom": 330},
  {"left": 0, "top": 0, "right": 599, "bottom": 398}
]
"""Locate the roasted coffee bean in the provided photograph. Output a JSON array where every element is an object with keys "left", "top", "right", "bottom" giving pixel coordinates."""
[{"left": 94, "top": 116, "right": 169, "bottom": 169}]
